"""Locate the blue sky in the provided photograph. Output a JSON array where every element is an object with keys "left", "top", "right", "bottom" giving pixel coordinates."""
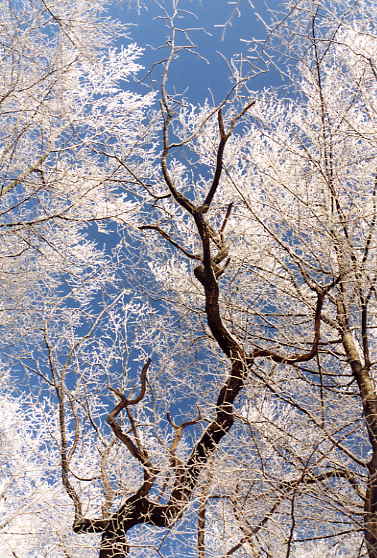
[
  {"left": 2, "top": 3, "right": 284, "bottom": 556},
  {"left": 100, "top": 3, "right": 284, "bottom": 556},
  {"left": 112, "top": 0, "right": 282, "bottom": 104}
]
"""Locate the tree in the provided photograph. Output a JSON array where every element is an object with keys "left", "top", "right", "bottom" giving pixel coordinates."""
[
  {"left": 0, "top": 0, "right": 156, "bottom": 338},
  {"left": 2, "top": 0, "right": 377, "bottom": 557}
]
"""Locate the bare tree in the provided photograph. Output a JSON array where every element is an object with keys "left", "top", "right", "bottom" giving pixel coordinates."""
[{"left": 2, "top": 0, "right": 377, "bottom": 557}]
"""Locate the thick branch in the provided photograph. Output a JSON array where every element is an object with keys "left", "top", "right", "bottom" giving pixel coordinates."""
[
  {"left": 193, "top": 212, "right": 239, "bottom": 359},
  {"left": 201, "top": 109, "right": 230, "bottom": 212},
  {"left": 165, "top": 357, "right": 249, "bottom": 519},
  {"left": 202, "top": 102, "right": 255, "bottom": 213}
]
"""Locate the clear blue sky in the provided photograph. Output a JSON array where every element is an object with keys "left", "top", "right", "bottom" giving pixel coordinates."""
[{"left": 113, "top": 0, "right": 282, "bottom": 104}]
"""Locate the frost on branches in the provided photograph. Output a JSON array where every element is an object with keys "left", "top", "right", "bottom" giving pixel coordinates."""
[
  {"left": 0, "top": 0, "right": 156, "bottom": 336},
  {"left": 2, "top": 0, "right": 377, "bottom": 557}
]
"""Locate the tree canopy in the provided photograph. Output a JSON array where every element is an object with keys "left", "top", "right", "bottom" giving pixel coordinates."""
[{"left": 1, "top": 0, "right": 377, "bottom": 557}]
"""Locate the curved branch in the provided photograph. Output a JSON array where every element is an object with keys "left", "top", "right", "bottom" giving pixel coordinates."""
[
  {"left": 139, "top": 225, "right": 200, "bottom": 260},
  {"left": 165, "top": 357, "right": 250, "bottom": 521},
  {"left": 202, "top": 101, "right": 255, "bottom": 213},
  {"left": 107, "top": 358, "right": 158, "bottom": 507},
  {"left": 108, "top": 358, "right": 150, "bottom": 407}
]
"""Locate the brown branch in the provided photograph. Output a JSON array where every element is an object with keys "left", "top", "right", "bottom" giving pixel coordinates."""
[
  {"left": 108, "top": 358, "right": 150, "bottom": 408},
  {"left": 193, "top": 212, "right": 239, "bottom": 359},
  {"left": 58, "top": 384, "right": 83, "bottom": 522},
  {"left": 43, "top": 327, "right": 83, "bottom": 523},
  {"left": 157, "top": 409, "right": 203, "bottom": 501},
  {"left": 106, "top": 416, "right": 148, "bottom": 468},
  {"left": 168, "top": 409, "right": 202, "bottom": 468},
  {"left": 198, "top": 487, "right": 208, "bottom": 558},
  {"left": 279, "top": 468, "right": 362, "bottom": 493},
  {"left": 252, "top": 284, "right": 333, "bottom": 364},
  {"left": 252, "top": 297, "right": 324, "bottom": 362},
  {"left": 73, "top": 362, "right": 156, "bottom": 536},
  {"left": 145, "top": 359, "right": 250, "bottom": 530},
  {"left": 151, "top": 168, "right": 251, "bottom": 518},
  {"left": 106, "top": 358, "right": 158, "bottom": 504},
  {"left": 167, "top": 357, "right": 249, "bottom": 517},
  {"left": 139, "top": 225, "right": 200, "bottom": 260},
  {"left": 99, "top": 443, "right": 116, "bottom": 519},
  {"left": 202, "top": 102, "right": 255, "bottom": 213},
  {"left": 160, "top": 107, "right": 197, "bottom": 216},
  {"left": 96, "top": 149, "right": 171, "bottom": 201},
  {"left": 220, "top": 202, "right": 234, "bottom": 234},
  {"left": 201, "top": 109, "right": 230, "bottom": 212}
]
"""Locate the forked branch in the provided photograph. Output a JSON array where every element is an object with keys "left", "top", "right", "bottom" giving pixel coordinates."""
[{"left": 106, "top": 358, "right": 158, "bottom": 497}]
